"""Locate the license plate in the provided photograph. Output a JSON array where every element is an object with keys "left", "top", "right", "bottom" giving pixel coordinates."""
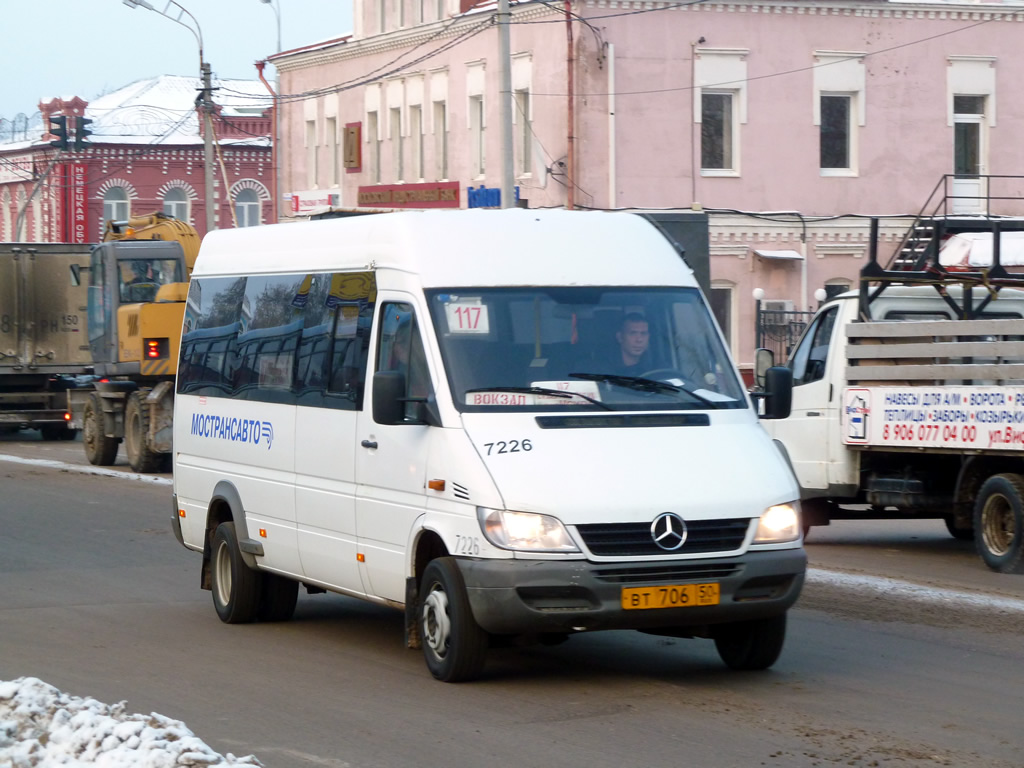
[{"left": 621, "top": 582, "right": 720, "bottom": 610}]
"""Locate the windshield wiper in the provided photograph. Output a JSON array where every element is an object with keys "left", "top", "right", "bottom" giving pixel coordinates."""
[
  {"left": 464, "top": 386, "right": 613, "bottom": 410},
  {"left": 567, "top": 373, "right": 717, "bottom": 407}
]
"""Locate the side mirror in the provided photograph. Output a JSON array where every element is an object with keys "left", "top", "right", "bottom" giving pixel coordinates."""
[
  {"left": 372, "top": 370, "right": 406, "bottom": 425},
  {"left": 754, "top": 348, "right": 774, "bottom": 390},
  {"left": 69, "top": 263, "right": 88, "bottom": 287},
  {"left": 760, "top": 366, "right": 793, "bottom": 420}
]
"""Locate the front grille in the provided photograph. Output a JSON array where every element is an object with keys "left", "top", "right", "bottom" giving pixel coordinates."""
[
  {"left": 575, "top": 518, "right": 751, "bottom": 557},
  {"left": 593, "top": 563, "right": 742, "bottom": 584}
]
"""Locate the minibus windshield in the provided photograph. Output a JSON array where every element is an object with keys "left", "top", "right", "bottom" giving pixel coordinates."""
[{"left": 426, "top": 287, "right": 747, "bottom": 412}]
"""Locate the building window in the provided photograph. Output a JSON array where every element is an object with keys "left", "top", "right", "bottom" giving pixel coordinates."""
[
  {"left": 306, "top": 120, "right": 318, "bottom": 188},
  {"left": 235, "top": 189, "right": 261, "bottom": 227},
  {"left": 514, "top": 88, "right": 531, "bottom": 176},
  {"left": 163, "top": 188, "right": 189, "bottom": 221},
  {"left": 103, "top": 187, "right": 130, "bottom": 223},
  {"left": 326, "top": 117, "right": 338, "bottom": 187},
  {"left": 820, "top": 94, "right": 852, "bottom": 171},
  {"left": 379, "top": 0, "right": 386, "bottom": 33},
  {"left": 409, "top": 105, "right": 423, "bottom": 181},
  {"left": 709, "top": 281, "right": 734, "bottom": 350},
  {"left": 433, "top": 101, "right": 448, "bottom": 180},
  {"left": 391, "top": 107, "right": 403, "bottom": 182},
  {"left": 367, "top": 111, "right": 381, "bottom": 183},
  {"left": 701, "top": 92, "right": 734, "bottom": 171},
  {"left": 436, "top": 0, "right": 444, "bottom": 21},
  {"left": 470, "top": 95, "right": 485, "bottom": 177}
]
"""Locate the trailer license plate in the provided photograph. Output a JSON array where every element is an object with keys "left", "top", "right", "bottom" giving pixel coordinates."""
[{"left": 621, "top": 583, "right": 720, "bottom": 610}]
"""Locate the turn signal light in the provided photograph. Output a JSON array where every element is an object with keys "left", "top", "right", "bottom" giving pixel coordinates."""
[
  {"left": 63, "top": 412, "right": 71, "bottom": 422},
  {"left": 178, "top": 509, "right": 186, "bottom": 518},
  {"left": 428, "top": 479, "right": 445, "bottom": 491}
]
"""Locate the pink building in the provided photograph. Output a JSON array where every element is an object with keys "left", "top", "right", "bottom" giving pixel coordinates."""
[
  {"left": 272, "top": 0, "right": 1024, "bottom": 373},
  {"left": 0, "top": 75, "right": 273, "bottom": 245}
]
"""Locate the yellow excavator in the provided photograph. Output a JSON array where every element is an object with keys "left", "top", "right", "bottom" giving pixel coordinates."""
[{"left": 69, "top": 212, "right": 200, "bottom": 472}]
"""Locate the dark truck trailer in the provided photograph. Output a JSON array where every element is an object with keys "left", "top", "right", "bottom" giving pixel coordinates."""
[{"left": 0, "top": 243, "right": 92, "bottom": 438}]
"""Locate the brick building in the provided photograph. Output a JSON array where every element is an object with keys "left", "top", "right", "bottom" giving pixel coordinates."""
[{"left": 0, "top": 75, "right": 273, "bottom": 244}]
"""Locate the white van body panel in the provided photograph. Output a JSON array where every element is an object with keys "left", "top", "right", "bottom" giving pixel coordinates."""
[{"left": 460, "top": 411, "right": 794, "bottom": 526}]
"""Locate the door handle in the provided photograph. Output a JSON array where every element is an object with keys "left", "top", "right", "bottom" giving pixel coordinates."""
[
  {"left": 806, "top": 412, "right": 822, "bottom": 417},
  {"left": 361, "top": 439, "right": 378, "bottom": 449}
]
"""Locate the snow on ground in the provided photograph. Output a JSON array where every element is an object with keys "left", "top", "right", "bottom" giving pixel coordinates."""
[{"left": 0, "top": 678, "right": 262, "bottom": 767}]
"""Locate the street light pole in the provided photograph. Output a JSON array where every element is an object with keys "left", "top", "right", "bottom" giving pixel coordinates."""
[
  {"left": 259, "top": 0, "right": 282, "bottom": 223},
  {"left": 123, "top": 0, "right": 216, "bottom": 233}
]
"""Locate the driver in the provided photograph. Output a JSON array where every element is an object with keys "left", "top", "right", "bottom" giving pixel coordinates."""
[{"left": 608, "top": 312, "right": 652, "bottom": 376}]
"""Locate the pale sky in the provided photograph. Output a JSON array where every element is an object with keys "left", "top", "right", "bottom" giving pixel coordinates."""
[{"left": 1, "top": 0, "right": 353, "bottom": 119}]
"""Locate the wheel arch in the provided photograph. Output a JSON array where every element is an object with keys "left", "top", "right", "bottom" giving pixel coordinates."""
[
  {"left": 200, "top": 481, "right": 257, "bottom": 589},
  {"left": 403, "top": 527, "right": 449, "bottom": 650}
]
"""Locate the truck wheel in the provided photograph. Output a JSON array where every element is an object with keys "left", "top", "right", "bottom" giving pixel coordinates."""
[
  {"left": 39, "top": 424, "right": 76, "bottom": 441},
  {"left": 974, "top": 474, "right": 1024, "bottom": 574},
  {"left": 713, "top": 614, "right": 787, "bottom": 671},
  {"left": 83, "top": 392, "right": 118, "bottom": 466},
  {"left": 943, "top": 515, "right": 974, "bottom": 541},
  {"left": 211, "top": 521, "right": 262, "bottom": 623},
  {"left": 419, "top": 557, "right": 488, "bottom": 682},
  {"left": 125, "top": 391, "right": 162, "bottom": 473},
  {"left": 258, "top": 573, "right": 298, "bottom": 622}
]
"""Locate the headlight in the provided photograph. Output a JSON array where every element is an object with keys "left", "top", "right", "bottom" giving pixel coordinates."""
[
  {"left": 753, "top": 502, "right": 801, "bottom": 543},
  {"left": 478, "top": 508, "right": 579, "bottom": 552}
]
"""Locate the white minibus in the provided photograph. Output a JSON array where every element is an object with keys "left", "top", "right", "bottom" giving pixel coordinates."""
[{"left": 171, "top": 208, "right": 804, "bottom": 682}]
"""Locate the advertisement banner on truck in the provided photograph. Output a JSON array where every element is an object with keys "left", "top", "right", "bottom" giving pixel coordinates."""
[{"left": 842, "top": 386, "right": 1024, "bottom": 452}]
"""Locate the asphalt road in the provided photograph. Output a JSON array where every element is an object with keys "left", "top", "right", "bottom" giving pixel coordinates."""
[{"left": 2, "top": 430, "right": 1024, "bottom": 768}]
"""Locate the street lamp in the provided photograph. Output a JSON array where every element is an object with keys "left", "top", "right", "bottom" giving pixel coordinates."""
[
  {"left": 123, "top": 0, "right": 216, "bottom": 234},
  {"left": 259, "top": 0, "right": 282, "bottom": 54}
]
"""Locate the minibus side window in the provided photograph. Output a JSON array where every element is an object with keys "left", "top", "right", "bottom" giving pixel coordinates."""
[
  {"left": 177, "top": 276, "right": 245, "bottom": 396},
  {"left": 377, "top": 303, "right": 432, "bottom": 402}
]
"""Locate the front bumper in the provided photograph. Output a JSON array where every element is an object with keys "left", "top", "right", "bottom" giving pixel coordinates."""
[{"left": 457, "top": 548, "right": 806, "bottom": 635}]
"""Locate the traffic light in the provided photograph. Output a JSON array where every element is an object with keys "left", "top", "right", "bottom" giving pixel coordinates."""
[
  {"left": 74, "top": 116, "right": 93, "bottom": 150},
  {"left": 48, "top": 115, "right": 68, "bottom": 150}
]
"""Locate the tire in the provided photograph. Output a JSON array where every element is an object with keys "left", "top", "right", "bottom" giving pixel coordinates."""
[
  {"left": 974, "top": 474, "right": 1024, "bottom": 574},
  {"left": 258, "top": 573, "right": 298, "bottom": 622},
  {"left": 943, "top": 515, "right": 974, "bottom": 541},
  {"left": 419, "top": 557, "right": 488, "bottom": 682},
  {"left": 39, "top": 424, "right": 76, "bottom": 441},
  {"left": 125, "top": 391, "right": 162, "bottom": 473},
  {"left": 713, "top": 614, "right": 787, "bottom": 671},
  {"left": 211, "top": 521, "right": 262, "bottom": 624},
  {"left": 82, "top": 392, "right": 118, "bottom": 466}
]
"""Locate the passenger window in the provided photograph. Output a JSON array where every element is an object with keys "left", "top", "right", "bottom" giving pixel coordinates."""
[
  {"left": 377, "top": 302, "right": 433, "bottom": 402},
  {"left": 177, "top": 276, "right": 245, "bottom": 396},
  {"left": 788, "top": 306, "right": 838, "bottom": 386}
]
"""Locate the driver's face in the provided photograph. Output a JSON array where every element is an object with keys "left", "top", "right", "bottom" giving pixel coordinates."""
[{"left": 618, "top": 320, "right": 649, "bottom": 359}]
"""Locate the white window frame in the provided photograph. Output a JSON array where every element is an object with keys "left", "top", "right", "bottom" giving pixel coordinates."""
[
  {"left": 819, "top": 92, "right": 856, "bottom": 175},
  {"left": 162, "top": 187, "right": 189, "bottom": 221},
  {"left": 699, "top": 90, "right": 737, "bottom": 175},
  {"left": 813, "top": 51, "right": 865, "bottom": 178},
  {"left": 694, "top": 47, "right": 747, "bottom": 178},
  {"left": 235, "top": 188, "right": 261, "bottom": 227},
  {"left": 305, "top": 119, "right": 318, "bottom": 188},
  {"left": 103, "top": 187, "right": 130, "bottom": 223},
  {"left": 433, "top": 100, "right": 448, "bottom": 180}
]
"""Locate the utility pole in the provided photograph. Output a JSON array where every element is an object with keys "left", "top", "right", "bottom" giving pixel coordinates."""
[
  {"left": 201, "top": 61, "right": 216, "bottom": 233},
  {"left": 498, "top": 0, "right": 514, "bottom": 209}
]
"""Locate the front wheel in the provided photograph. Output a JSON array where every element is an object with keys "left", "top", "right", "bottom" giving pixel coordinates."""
[
  {"left": 713, "top": 614, "right": 787, "bottom": 671},
  {"left": 974, "top": 474, "right": 1024, "bottom": 574},
  {"left": 419, "top": 557, "right": 488, "bottom": 682},
  {"left": 211, "top": 521, "right": 262, "bottom": 623},
  {"left": 83, "top": 392, "right": 118, "bottom": 466}
]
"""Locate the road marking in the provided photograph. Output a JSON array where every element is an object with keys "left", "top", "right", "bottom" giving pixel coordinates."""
[
  {"left": 0, "top": 454, "right": 172, "bottom": 486},
  {"left": 807, "top": 567, "right": 1024, "bottom": 614}
]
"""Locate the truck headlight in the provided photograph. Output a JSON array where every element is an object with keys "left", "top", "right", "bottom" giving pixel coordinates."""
[
  {"left": 753, "top": 502, "right": 801, "bottom": 543},
  {"left": 478, "top": 508, "right": 579, "bottom": 552}
]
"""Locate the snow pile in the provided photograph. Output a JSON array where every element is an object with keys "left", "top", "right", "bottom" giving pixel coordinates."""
[{"left": 0, "top": 678, "right": 262, "bottom": 768}]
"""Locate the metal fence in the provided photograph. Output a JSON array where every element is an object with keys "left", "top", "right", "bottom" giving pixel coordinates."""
[{"left": 755, "top": 309, "right": 815, "bottom": 364}]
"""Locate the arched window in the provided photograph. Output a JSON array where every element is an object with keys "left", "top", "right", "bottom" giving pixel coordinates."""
[
  {"left": 103, "top": 187, "right": 130, "bottom": 223},
  {"left": 235, "top": 188, "right": 261, "bottom": 228},
  {"left": 163, "top": 188, "right": 189, "bottom": 221}
]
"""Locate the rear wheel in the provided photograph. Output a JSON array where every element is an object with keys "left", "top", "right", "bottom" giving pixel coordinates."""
[
  {"left": 713, "top": 614, "right": 787, "bottom": 671},
  {"left": 974, "top": 474, "right": 1024, "bottom": 574},
  {"left": 125, "top": 391, "right": 162, "bottom": 473},
  {"left": 83, "top": 392, "right": 118, "bottom": 466},
  {"left": 419, "top": 557, "right": 488, "bottom": 682},
  {"left": 39, "top": 424, "right": 77, "bottom": 441},
  {"left": 211, "top": 521, "right": 262, "bottom": 624}
]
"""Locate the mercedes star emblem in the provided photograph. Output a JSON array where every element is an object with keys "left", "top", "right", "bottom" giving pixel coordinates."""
[{"left": 651, "top": 512, "right": 688, "bottom": 551}]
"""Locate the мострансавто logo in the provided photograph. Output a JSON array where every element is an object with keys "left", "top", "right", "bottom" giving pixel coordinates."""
[{"left": 190, "top": 413, "right": 274, "bottom": 450}]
